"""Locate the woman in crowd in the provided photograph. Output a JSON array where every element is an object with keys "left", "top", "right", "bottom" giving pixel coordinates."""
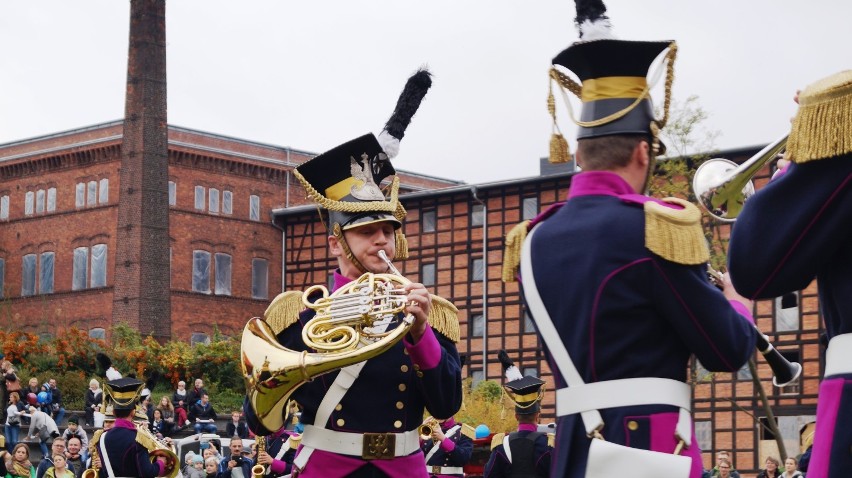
[
  {"left": 151, "top": 408, "right": 166, "bottom": 439},
  {"left": 5, "top": 443, "right": 35, "bottom": 478},
  {"left": 203, "top": 457, "right": 217, "bottom": 478},
  {"left": 43, "top": 454, "right": 74, "bottom": 478},
  {"left": 781, "top": 457, "right": 804, "bottom": 478},
  {"left": 758, "top": 456, "right": 781, "bottom": 478},
  {"left": 171, "top": 381, "right": 188, "bottom": 428},
  {"left": 83, "top": 379, "right": 101, "bottom": 428},
  {"left": 4, "top": 392, "right": 22, "bottom": 451}
]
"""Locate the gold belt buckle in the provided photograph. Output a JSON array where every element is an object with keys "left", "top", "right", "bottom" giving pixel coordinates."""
[
  {"left": 432, "top": 466, "right": 441, "bottom": 474},
  {"left": 362, "top": 432, "right": 396, "bottom": 460}
]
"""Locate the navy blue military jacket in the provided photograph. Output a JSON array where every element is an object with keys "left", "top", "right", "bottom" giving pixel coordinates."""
[
  {"left": 483, "top": 426, "right": 552, "bottom": 478},
  {"left": 526, "top": 172, "right": 757, "bottom": 478},
  {"left": 96, "top": 420, "right": 162, "bottom": 478},
  {"left": 420, "top": 421, "right": 473, "bottom": 475},
  {"left": 246, "top": 270, "right": 462, "bottom": 441}
]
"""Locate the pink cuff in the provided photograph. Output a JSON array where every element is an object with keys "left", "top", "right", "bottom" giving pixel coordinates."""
[
  {"left": 156, "top": 460, "right": 165, "bottom": 475},
  {"left": 771, "top": 162, "right": 790, "bottom": 181},
  {"left": 403, "top": 327, "right": 442, "bottom": 370},
  {"left": 270, "top": 459, "right": 287, "bottom": 474},
  {"left": 729, "top": 299, "right": 754, "bottom": 325},
  {"left": 440, "top": 437, "right": 455, "bottom": 452}
]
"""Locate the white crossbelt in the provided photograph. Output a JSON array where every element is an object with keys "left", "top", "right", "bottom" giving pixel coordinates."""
[
  {"left": 300, "top": 425, "right": 420, "bottom": 457},
  {"left": 425, "top": 465, "right": 464, "bottom": 475},
  {"left": 824, "top": 333, "right": 852, "bottom": 377},
  {"left": 555, "top": 377, "right": 691, "bottom": 416}
]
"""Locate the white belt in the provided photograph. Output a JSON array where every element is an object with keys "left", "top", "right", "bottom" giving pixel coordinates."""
[
  {"left": 300, "top": 425, "right": 420, "bottom": 459},
  {"left": 555, "top": 377, "right": 691, "bottom": 417},
  {"left": 825, "top": 333, "right": 852, "bottom": 377},
  {"left": 426, "top": 465, "right": 464, "bottom": 475}
]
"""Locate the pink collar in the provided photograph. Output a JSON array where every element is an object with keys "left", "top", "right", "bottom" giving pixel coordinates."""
[
  {"left": 517, "top": 423, "right": 538, "bottom": 432},
  {"left": 332, "top": 270, "right": 353, "bottom": 293},
  {"left": 113, "top": 418, "right": 136, "bottom": 430},
  {"left": 568, "top": 171, "right": 636, "bottom": 198}
]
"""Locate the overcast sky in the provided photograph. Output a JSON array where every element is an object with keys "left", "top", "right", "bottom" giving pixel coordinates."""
[{"left": 1, "top": 1, "right": 850, "bottom": 184}]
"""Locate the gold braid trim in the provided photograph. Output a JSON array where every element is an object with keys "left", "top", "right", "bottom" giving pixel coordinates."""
[
  {"left": 333, "top": 223, "right": 368, "bottom": 275},
  {"left": 461, "top": 423, "right": 477, "bottom": 440},
  {"left": 429, "top": 295, "right": 460, "bottom": 343},
  {"left": 293, "top": 167, "right": 402, "bottom": 215},
  {"left": 263, "top": 290, "right": 304, "bottom": 334},
  {"left": 644, "top": 198, "right": 709, "bottom": 265},
  {"left": 394, "top": 229, "right": 409, "bottom": 260},
  {"left": 491, "top": 432, "right": 506, "bottom": 450},
  {"left": 787, "top": 70, "right": 852, "bottom": 164},
  {"left": 502, "top": 220, "right": 531, "bottom": 282},
  {"left": 134, "top": 426, "right": 158, "bottom": 451}
]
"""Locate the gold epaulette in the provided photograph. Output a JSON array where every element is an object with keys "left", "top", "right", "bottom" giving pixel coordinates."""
[
  {"left": 547, "top": 432, "right": 555, "bottom": 448},
  {"left": 429, "top": 295, "right": 460, "bottom": 343},
  {"left": 491, "top": 432, "right": 506, "bottom": 450},
  {"left": 288, "top": 434, "right": 302, "bottom": 449},
  {"left": 134, "top": 427, "right": 158, "bottom": 451},
  {"left": 787, "top": 70, "right": 852, "bottom": 164},
  {"left": 264, "top": 290, "right": 304, "bottom": 334},
  {"left": 461, "top": 423, "right": 477, "bottom": 440},
  {"left": 644, "top": 198, "right": 709, "bottom": 265},
  {"left": 502, "top": 220, "right": 531, "bottom": 283}
]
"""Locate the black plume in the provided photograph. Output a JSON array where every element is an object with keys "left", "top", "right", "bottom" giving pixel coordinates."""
[
  {"left": 574, "top": 0, "right": 608, "bottom": 25},
  {"left": 383, "top": 69, "right": 432, "bottom": 140},
  {"left": 497, "top": 350, "right": 514, "bottom": 369},
  {"left": 96, "top": 353, "right": 112, "bottom": 372}
]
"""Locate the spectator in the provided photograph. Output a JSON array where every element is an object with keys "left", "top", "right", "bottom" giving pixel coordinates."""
[
  {"left": 2, "top": 360, "right": 21, "bottom": 424},
  {"left": 172, "top": 381, "right": 189, "bottom": 428},
  {"left": 150, "top": 409, "right": 166, "bottom": 439},
  {"left": 203, "top": 457, "right": 217, "bottom": 478},
  {"left": 224, "top": 411, "right": 247, "bottom": 439},
  {"left": 182, "top": 451, "right": 197, "bottom": 478},
  {"left": 46, "top": 380, "right": 64, "bottom": 426},
  {"left": 64, "top": 436, "right": 85, "bottom": 478},
  {"left": 26, "top": 406, "right": 59, "bottom": 460},
  {"left": 5, "top": 392, "right": 22, "bottom": 451},
  {"left": 83, "top": 380, "right": 101, "bottom": 428},
  {"left": 155, "top": 396, "right": 175, "bottom": 437},
  {"left": 711, "top": 451, "right": 741, "bottom": 478},
  {"left": 60, "top": 416, "right": 88, "bottom": 450},
  {"left": 217, "top": 437, "right": 251, "bottom": 478},
  {"left": 43, "top": 454, "right": 73, "bottom": 478},
  {"left": 25, "top": 378, "right": 39, "bottom": 398},
  {"left": 186, "top": 379, "right": 207, "bottom": 411},
  {"left": 6, "top": 443, "right": 35, "bottom": 478},
  {"left": 201, "top": 442, "right": 222, "bottom": 464},
  {"left": 757, "top": 456, "right": 781, "bottom": 478},
  {"left": 35, "top": 437, "right": 70, "bottom": 478},
  {"left": 185, "top": 455, "right": 205, "bottom": 478},
  {"left": 781, "top": 457, "right": 804, "bottom": 478},
  {"left": 189, "top": 394, "right": 217, "bottom": 434}
]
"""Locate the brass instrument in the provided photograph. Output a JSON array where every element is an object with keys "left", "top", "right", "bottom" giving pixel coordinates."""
[
  {"left": 81, "top": 429, "right": 104, "bottom": 478},
  {"left": 242, "top": 251, "right": 415, "bottom": 433},
  {"left": 419, "top": 417, "right": 439, "bottom": 441},
  {"left": 251, "top": 436, "right": 266, "bottom": 478},
  {"left": 135, "top": 422, "right": 179, "bottom": 478},
  {"left": 707, "top": 267, "right": 803, "bottom": 387},
  {"left": 692, "top": 134, "right": 788, "bottom": 222}
]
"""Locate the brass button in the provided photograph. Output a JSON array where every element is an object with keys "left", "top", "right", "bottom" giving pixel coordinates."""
[
  {"left": 403, "top": 349, "right": 409, "bottom": 355},
  {"left": 398, "top": 383, "right": 407, "bottom": 392},
  {"left": 335, "top": 404, "right": 343, "bottom": 411},
  {"left": 396, "top": 401, "right": 404, "bottom": 410},
  {"left": 400, "top": 364, "right": 409, "bottom": 373},
  {"left": 393, "top": 420, "right": 402, "bottom": 429},
  {"left": 627, "top": 420, "right": 639, "bottom": 431},
  {"left": 416, "top": 371, "right": 424, "bottom": 378},
  {"left": 336, "top": 419, "right": 345, "bottom": 427}
]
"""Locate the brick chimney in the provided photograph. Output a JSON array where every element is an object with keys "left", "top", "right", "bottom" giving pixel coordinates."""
[{"left": 112, "top": 0, "right": 171, "bottom": 339}]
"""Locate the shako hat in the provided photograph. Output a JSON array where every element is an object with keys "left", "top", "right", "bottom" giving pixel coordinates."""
[
  {"left": 787, "top": 70, "right": 852, "bottom": 164},
  {"left": 498, "top": 350, "right": 545, "bottom": 415},
  {"left": 103, "top": 377, "right": 145, "bottom": 412},
  {"left": 547, "top": 0, "right": 676, "bottom": 162},
  {"left": 294, "top": 68, "right": 433, "bottom": 266}
]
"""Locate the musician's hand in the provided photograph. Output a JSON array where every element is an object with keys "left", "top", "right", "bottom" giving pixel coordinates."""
[
  {"left": 91, "top": 455, "right": 101, "bottom": 469},
  {"left": 404, "top": 282, "right": 431, "bottom": 342},
  {"left": 257, "top": 451, "right": 273, "bottom": 466},
  {"left": 720, "top": 271, "right": 753, "bottom": 312},
  {"left": 431, "top": 427, "right": 446, "bottom": 442}
]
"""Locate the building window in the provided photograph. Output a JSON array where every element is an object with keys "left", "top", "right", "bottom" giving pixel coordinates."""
[
  {"left": 472, "top": 258, "right": 484, "bottom": 281},
  {"left": 25, "top": 191, "right": 34, "bottom": 215},
  {"left": 775, "top": 292, "right": 800, "bottom": 332},
  {"left": 737, "top": 361, "right": 753, "bottom": 381},
  {"left": 98, "top": 179, "right": 109, "bottom": 204},
  {"left": 471, "top": 314, "right": 484, "bottom": 338},
  {"left": 523, "top": 310, "right": 537, "bottom": 334},
  {"left": 422, "top": 210, "right": 436, "bottom": 233},
  {"left": 250, "top": 195, "right": 260, "bottom": 221},
  {"left": 252, "top": 258, "right": 269, "bottom": 300},
  {"left": 522, "top": 197, "right": 539, "bottom": 221},
  {"left": 0, "top": 196, "right": 9, "bottom": 220},
  {"left": 21, "top": 254, "right": 36, "bottom": 296},
  {"left": 73, "top": 244, "right": 108, "bottom": 290},
  {"left": 195, "top": 186, "right": 206, "bottom": 211},
  {"left": 694, "top": 421, "right": 712, "bottom": 451},
  {"left": 168, "top": 181, "right": 176, "bottom": 206},
  {"left": 39, "top": 252, "right": 54, "bottom": 294},
  {"left": 214, "top": 253, "right": 231, "bottom": 295},
  {"left": 87, "top": 181, "right": 97, "bottom": 206},
  {"left": 222, "top": 191, "right": 233, "bottom": 215},
  {"left": 0, "top": 258, "right": 5, "bottom": 299},
  {"left": 421, "top": 263, "right": 436, "bottom": 287},
  {"left": 47, "top": 188, "right": 56, "bottom": 212},
  {"left": 209, "top": 188, "right": 220, "bottom": 214},
  {"left": 91, "top": 244, "right": 108, "bottom": 287},
  {"left": 522, "top": 367, "right": 538, "bottom": 378},
  {"left": 192, "top": 250, "right": 211, "bottom": 293},
  {"left": 190, "top": 333, "right": 210, "bottom": 346},
  {"left": 36, "top": 189, "right": 45, "bottom": 214},
  {"left": 75, "top": 183, "right": 85, "bottom": 208},
  {"left": 471, "top": 203, "right": 484, "bottom": 227},
  {"left": 89, "top": 328, "right": 106, "bottom": 340},
  {"left": 471, "top": 370, "right": 484, "bottom": 387},
  {"left": 694, "top": 359, "right": 712, "bottom": 382},
  {"left": 72, "top": 247, "right": 88, "bottom": 291}
]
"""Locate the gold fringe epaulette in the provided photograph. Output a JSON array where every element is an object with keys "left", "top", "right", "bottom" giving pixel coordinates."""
[
  {"left": 787, "top": 70, "right": 852, "bottom": 164},
  {"left": 288, "top": 434, "right": 302, "bottom": 449},
  {"left": 429, "top": 295, "right": 460, "bottom": 343},
  {"left": 264, "top": 290, "right": 305, "bottom": 334},
  {"left": 461, "top": 423, "right": 477, "bottom": 440},
  {"left": 134, "top": 426, "right": 158, "bottom": 451},
  {"left": 644, "top": 198, "right": 709, "bottom": 265},
  {"left": 547, "top": 432, "right": 555, "bottom": 447},
  {"left": 491, "top": 432, "right": 506, "bottom": 450},
  {"left": 502, "top": 220, "right": 531, "bottom": 283}
]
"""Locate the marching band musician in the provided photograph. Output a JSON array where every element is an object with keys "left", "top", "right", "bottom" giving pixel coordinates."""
[
  {"left": 243, "top": 69, "right": 462, "bottom": 478},
  {"left": 252, "top": 426, "right": 297, "bottom": 478},
  {"left": 94, "top": 378, "right": 169, "bottom": 478},
  {"left": 420, "top": 416, "right": 473, "bottom": 478},
  {"left": 483, "top": 352, "right": 552, "bottom": 478},
  {"left": 728, "top": 71, "right": 852, "bottom": 478},
  {"left": 501, "top": 1, "right": 758, "bottom": 476}
]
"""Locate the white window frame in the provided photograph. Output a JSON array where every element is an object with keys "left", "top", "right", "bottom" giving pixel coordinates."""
[{"left": 195, "top": 186, "right": 206, "bottom": 211}]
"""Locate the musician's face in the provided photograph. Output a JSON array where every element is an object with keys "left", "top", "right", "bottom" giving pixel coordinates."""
[{"left": 330, "top": 221, "right": 396, "bottom": 278}]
